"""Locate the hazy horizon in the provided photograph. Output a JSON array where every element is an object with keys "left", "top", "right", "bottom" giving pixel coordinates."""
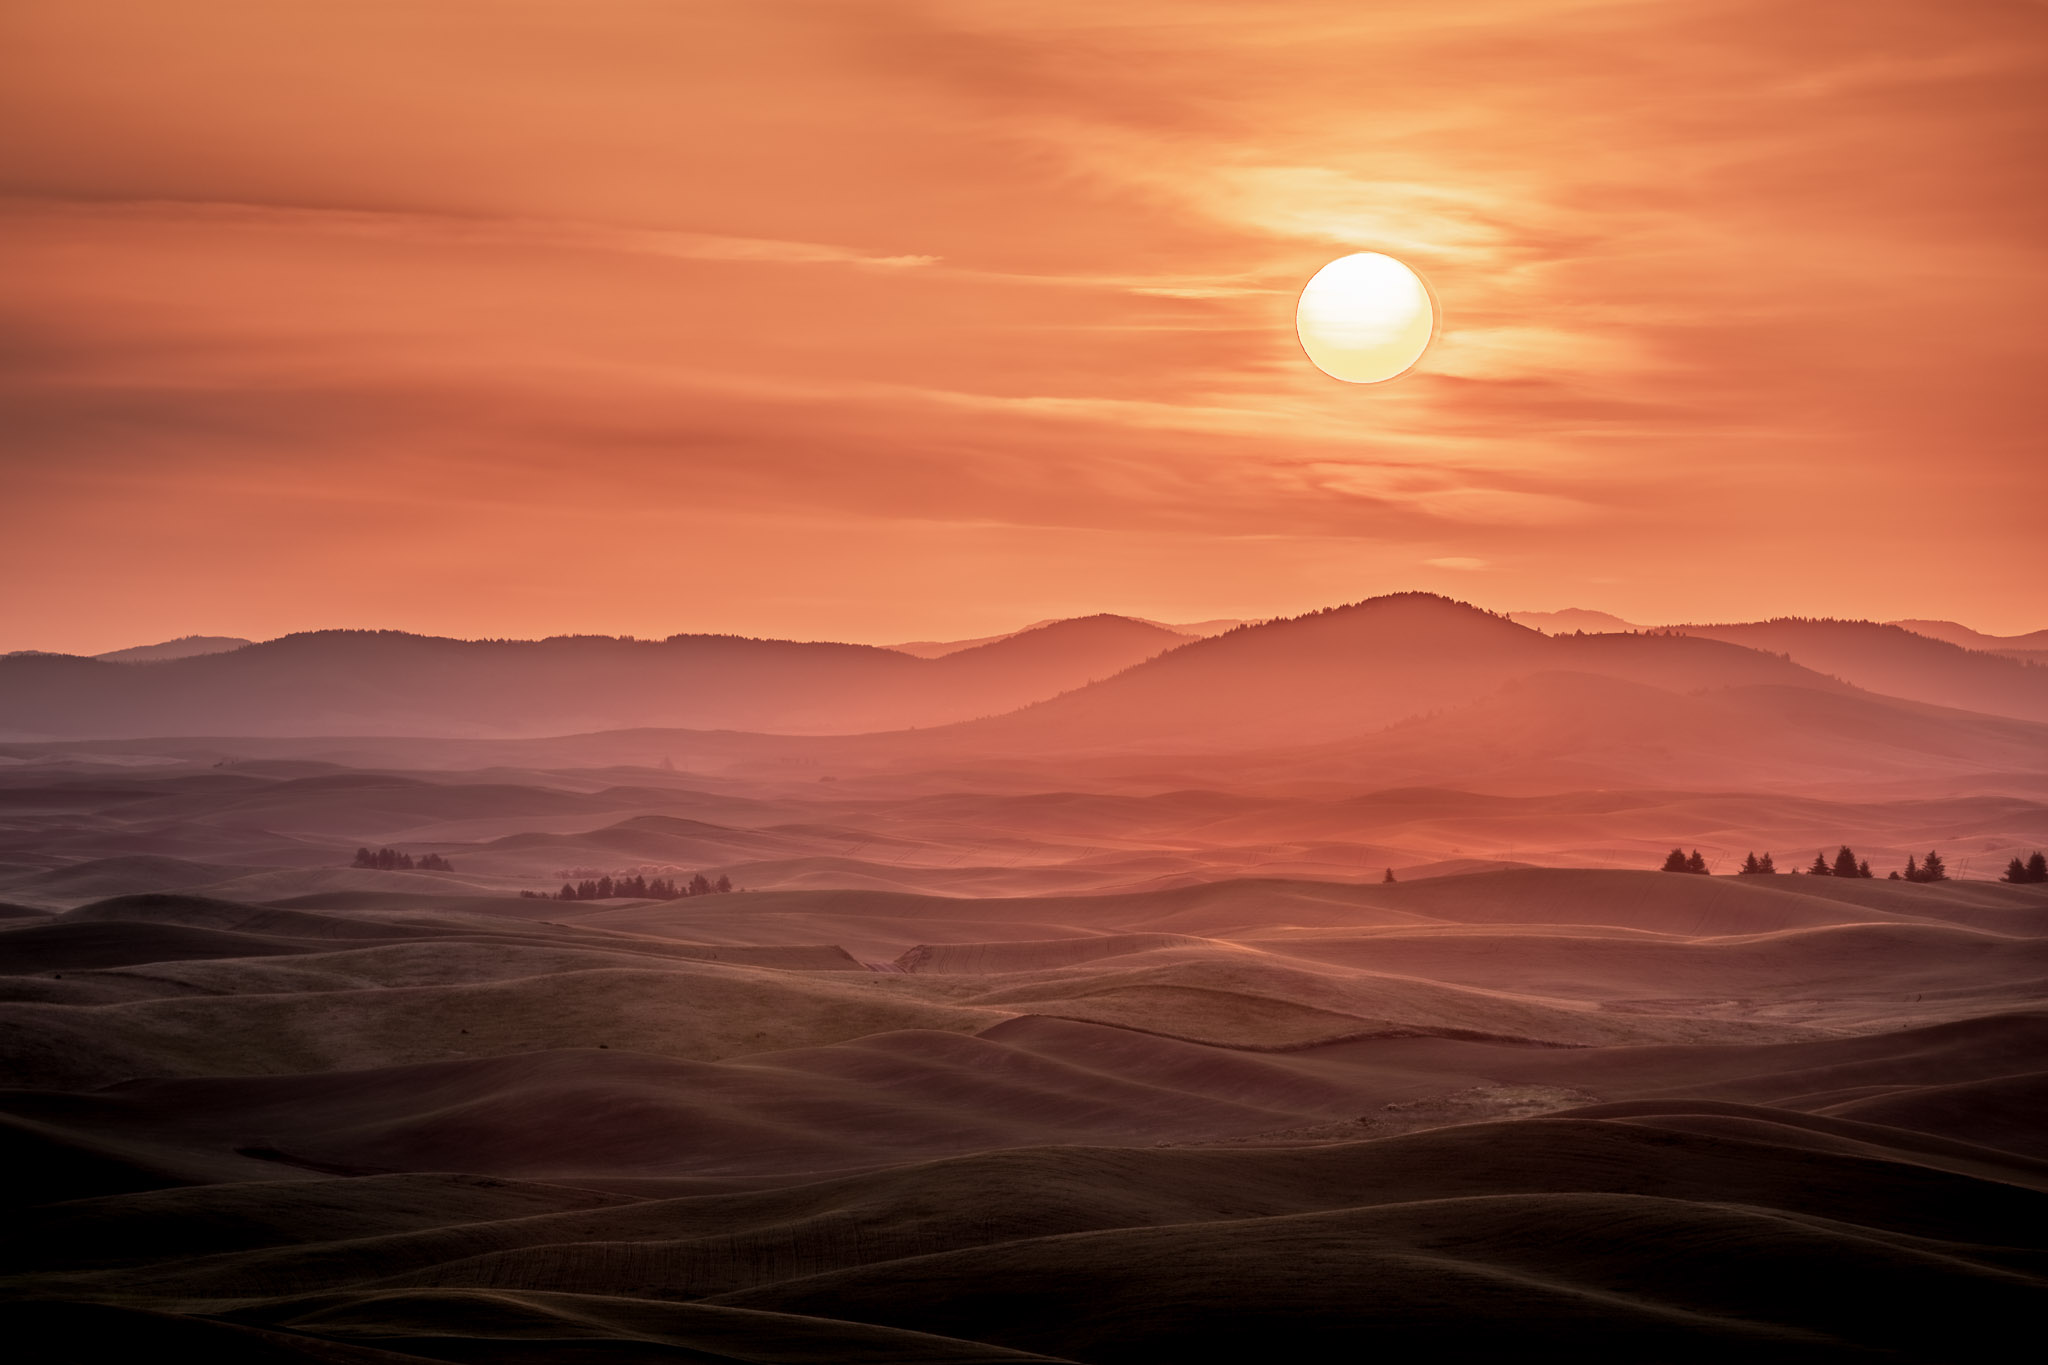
[{"left": 10, "top": 593, "right": 2048, "bottom": 661}]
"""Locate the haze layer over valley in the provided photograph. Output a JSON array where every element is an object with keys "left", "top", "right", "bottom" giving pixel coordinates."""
[{"left": 4, "top": 593, "right": 2046, "bottom": 1360}]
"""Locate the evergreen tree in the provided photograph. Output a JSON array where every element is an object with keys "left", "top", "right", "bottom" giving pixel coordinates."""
[
  {"left": 1685, "top": 850, "right": 1708, "bottom": 875},
  {"left": 689, "top": 873, "right": 713, "bottom": 896},
  {"left": 715, "top": 874, "right": 732, "bottom": 894},
  {"left": 1808, "top": 852, "right": 1832, "bottom": 876},
  {"left": 2028, "top": 851, "right": 2048, "bottom": 883},
  {"left": 1857, "top": 860, "right": 1872, "bottom": 879},
  {"left": 1759, "top": 852, "right": 1776, "bottom": 874},
  {"left": 1832, "top": 846, "right": 1859, "bottom": 879},
  {"left": 1383, "top": 867, "right": 1396, "bottom": 883},
  {"left": 1888, "top": 871, "right": 1901, "bottom": 880},
  {"left": 595, "top": 875, "right": 614, "bottom": 899},
  {"left": 1921, "top": 850, "right": 1947, "bottom": 882},
  {"left": 1903, "top": 854, "right": 1919, "bottom": 881},
  {"left": 1661, "top": 848, "right": 1689, "bottom": 873},
  {"left": 2005, "top": 857, "right": 2031, "bottom": 884},
  {"left": 558, "top": 883, "right": 577, "bottom": 901},
  {"left": 1739, "top": 853, "right": 1761, "bottom": 875},
  {"left": 353, "top": 847, "right": 375, "bottom": 868}
]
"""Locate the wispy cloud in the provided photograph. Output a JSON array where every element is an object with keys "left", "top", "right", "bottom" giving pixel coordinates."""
[{"left": 2, "top": 196, "right": 942, "bottom": 270}]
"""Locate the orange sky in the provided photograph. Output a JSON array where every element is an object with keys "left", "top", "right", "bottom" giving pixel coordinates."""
[{"left": 4, "top": 0, "right": 2046, "bottom": 654}]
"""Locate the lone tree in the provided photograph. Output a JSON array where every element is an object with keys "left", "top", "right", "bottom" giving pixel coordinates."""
[
  {"left": 1808, "top": 852, "right": 1832, "bottom": 876},
  {"left": 1382, "top": 867, "right": 1396, "bottom": 883}
]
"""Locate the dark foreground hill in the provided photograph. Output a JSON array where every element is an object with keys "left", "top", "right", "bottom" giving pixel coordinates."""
[{"left": 3, "top": 871, "right": 2046, "bottom": 1360}]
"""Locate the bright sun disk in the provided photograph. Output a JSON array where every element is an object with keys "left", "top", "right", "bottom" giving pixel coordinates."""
[{"left": 1295, "top": 252, "right": 1435, "bottom": 384}]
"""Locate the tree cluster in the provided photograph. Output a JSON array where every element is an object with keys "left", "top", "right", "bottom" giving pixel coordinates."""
[
  {"left": 352, "top": 847, "right": 453, "bottom": 871},
  {"left": 1893, "top": 851, "right": 1948, "bottom": 883},
  {"left": 1660, "top": 848, "right": 1710, "bottom": 874},
  {"left": 2000, "top": 852, "right": 2048, "bottom": 884},
  {"left": 1807, "top": 847, "right": 1874, "bottom": 878},
  {"left": 1737, "top": 852, "right": 1778, "bottom": 875},
  {"left": 526, "top": 872, "right": 733, "bottom": 902}
]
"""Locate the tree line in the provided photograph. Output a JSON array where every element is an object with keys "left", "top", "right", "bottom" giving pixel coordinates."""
[
  {"left": 352, "top": 847, "right": 454, "bottom": 871},
  {"left": 1662, "top": 846, "right": 2048, "bottom": 882},
  {"left": 522, "top": 873, "right": 733, "bottom": 901},
  {"left": 1662, "top": 846, "right": 1929, "bottom": 878},
  {"left": 2005, "top": 852, "right": 2048, "bottom": 884}
]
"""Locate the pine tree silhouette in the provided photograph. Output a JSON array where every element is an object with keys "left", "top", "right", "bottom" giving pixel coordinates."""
[
  {"left": 1831, "top": 846, "right": 1859, "bottom": 879},
  {"left": 1661, "top": 848, "right": 1689, "bottom": 873},
  {"left": 1808, "top": 852, "right": 1832, "bottom": 876},
  {"left": 1684, "top": 850, "right": 1708, "bottom": 874},
  {"left": 2028, "top": 851, "right": 2048, "bottom": 883}
]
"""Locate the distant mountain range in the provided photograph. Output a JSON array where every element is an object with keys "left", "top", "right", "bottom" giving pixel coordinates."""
[
  {"left": 0, "top": 615, "right": 1188, "bottom": 740},
  {"left": 1506, "top": 609, "right": 1642, "bottom": 634},
  {"left": 5, "top": 597, "right": 2043, "bottom": 750},
  {"left": 955, "top": 594, "right": 1857, "bottom": 753},
  {"left": 93, "top": 635, "right": 254, "bottom": 663},
  {"left": 1663, "top": 619, "right": 2048, "bottom": 724},
  {"left": 1888, "top": 619, "right": 2048, "bottom": 662},
  {"left": 887, "top": 617, "right": 1237, "bottom": 658}
]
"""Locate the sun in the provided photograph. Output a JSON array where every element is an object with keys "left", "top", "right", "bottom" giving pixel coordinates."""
[{"left": 1295, "top": 252, "right": 1435, "bottom": 384}]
